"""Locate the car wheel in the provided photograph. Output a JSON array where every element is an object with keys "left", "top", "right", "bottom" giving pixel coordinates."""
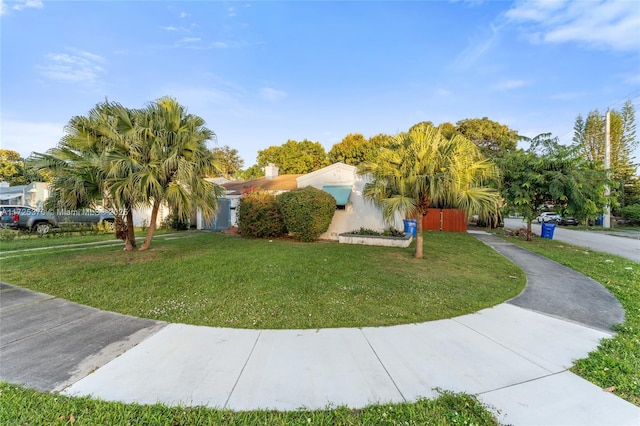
[{"left": 33, "top": 222, "right": 51, "bottom": 234}]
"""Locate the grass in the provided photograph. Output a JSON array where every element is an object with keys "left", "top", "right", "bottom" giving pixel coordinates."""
[
  {"left": 0, "top": 231, "right": 525, "bottom": 329},
  {"left": 0, "top": 383, "right": 499, "bottom": 426},
  {"left": 495, "top": 230, "right": 640, "bottom": 406},
  {"left": 0, "top": 228, "right": 171, "bottom": 252}
]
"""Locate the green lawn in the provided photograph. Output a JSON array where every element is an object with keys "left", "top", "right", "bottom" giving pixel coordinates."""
[
  {"left": 496, "top": 230, "right": 640, "bottom": 406},
  {"left": 0, "top": 228, "right": 172, "bottom": 252},
  {"left": 1, "top": 231, "right": 516, "bottom": 424},
  {"left": 0, "top": 231, "right": 525, "bottom": 329},
  {"left": 0, "top": 383, "right": 498, "bottom": 426}
]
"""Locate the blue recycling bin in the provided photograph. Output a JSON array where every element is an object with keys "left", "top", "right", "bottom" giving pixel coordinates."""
[
  {"left": 540, "top": 221, "right": 557, "bottom": 239},
  {"left": 403, "top": 219, "right": 417, "bottom": 237}
]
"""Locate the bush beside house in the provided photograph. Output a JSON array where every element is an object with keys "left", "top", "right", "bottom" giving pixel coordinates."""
[
  {"left": 278, "top": 186, "right": 335, "bottom": 242},
  {"left": 238, "top": 190, "right": 287, "bottom": 238}
]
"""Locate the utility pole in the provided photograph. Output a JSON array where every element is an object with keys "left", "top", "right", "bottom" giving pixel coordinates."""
[{"left": 603, "top": 110, "right": 611, "bottom": 228}]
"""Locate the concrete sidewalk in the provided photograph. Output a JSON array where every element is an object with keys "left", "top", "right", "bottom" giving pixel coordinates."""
[{"left": 1, "top": 232, "right": 639, "bottom": 425}]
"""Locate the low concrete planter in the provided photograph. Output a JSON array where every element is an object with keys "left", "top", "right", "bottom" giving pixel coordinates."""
[{"left": 338, "top": 233, "right": 412, "bottom": 248}]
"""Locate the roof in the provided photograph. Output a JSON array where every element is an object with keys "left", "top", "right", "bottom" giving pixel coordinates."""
[{"left": 222, "top": 175, "right": 303, "bottom": 195}]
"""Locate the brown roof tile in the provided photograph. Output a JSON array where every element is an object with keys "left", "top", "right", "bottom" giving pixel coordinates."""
[{"left": 222, "top": 175, "right": 303, "bottom": 194}]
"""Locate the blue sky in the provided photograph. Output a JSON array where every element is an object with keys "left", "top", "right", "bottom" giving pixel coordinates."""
[{"left": 2, "top": 0, "right": 639, "bottom": 168}]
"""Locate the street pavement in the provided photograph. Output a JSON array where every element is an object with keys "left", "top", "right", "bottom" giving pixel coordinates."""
[
  {"left": 1, "top": 232, "right": 639, "bottom": 425},
  {"left": 503, "top": 218, "right": 640, "bottom": 263}
]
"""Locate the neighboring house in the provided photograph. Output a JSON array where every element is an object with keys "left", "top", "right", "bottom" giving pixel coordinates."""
[
  {"left": 197, "top": 164, "right": 302, "bottom": 230},
  {"left": 200, "top": 163, "right": 403, "bottom": 240},
  {"left": 0, "top": 181, "right": 50, "bottom": 208}
]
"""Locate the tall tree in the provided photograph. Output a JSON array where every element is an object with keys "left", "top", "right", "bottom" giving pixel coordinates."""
[
  {"left": 134, "top": 97, "right": 224, "bottom": 250},
  {"left": 328, "top": 133, "right": 390, "bottom": 165},
  {"left": 257, "top": 139, "right": 329, "bottom": 174},
  {"left": 360, "top": 124, "right": 501, "bottom": 259},
  {"left": 31, "top": 97, "right": 224, "bottom": 251},
  {"left": 211, "top": 145, "right": 244, "bottom": 179},
  {"left": 573, "top": 100, "right": 638, "bottom": 208},
  {"left": 29, "top": 101, "right": 140, "bottom": 250},
  {"left": 455, "top": 117, "right": 519, "bottom": 157}
]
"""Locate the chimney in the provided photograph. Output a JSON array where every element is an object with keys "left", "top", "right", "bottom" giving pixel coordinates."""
[{"left": 265, "top": 163, "right": 279, "bottom": 179}]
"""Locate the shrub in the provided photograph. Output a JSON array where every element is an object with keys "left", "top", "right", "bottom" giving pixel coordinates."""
[
  {"left": 347, "top": 227, "right": 383, "bottom": 236},
  {"left": 277, "top": 186, "right": 335, "bottom": 242},
  {"left": 619, "top": 204, "right": 640, "bottom": 225},
  {"left": 238, "top": 190, "right": 287, "bottom": 238},
  {"left": 161, "top": 210, "right": 190, "bottom": 231},
  {"left": 345, "top": 227, "right": 405, "bottom": 237}
]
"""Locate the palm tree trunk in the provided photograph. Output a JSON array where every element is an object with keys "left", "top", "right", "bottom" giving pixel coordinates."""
[
  {"left": 125, "top": 209, "right": 137, "bottom": 250},
  {"left": 140, "top": 201, "right": 160, "bottom": 251},
  {"left": 415, "top": 214, "right": 424, "bottom": 259}
]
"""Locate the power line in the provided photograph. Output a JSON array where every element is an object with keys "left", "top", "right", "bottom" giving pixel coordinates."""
[{"left": 606, "top": 89, "right": 640, "bottom": 110}]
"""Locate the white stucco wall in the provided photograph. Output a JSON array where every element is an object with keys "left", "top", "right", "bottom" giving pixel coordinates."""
[
  {"left": 132, "top": 204, "right": 170, "bottom": 228},
  {"left": 296, "top": 163, "right": 404, "bottom": 241}
]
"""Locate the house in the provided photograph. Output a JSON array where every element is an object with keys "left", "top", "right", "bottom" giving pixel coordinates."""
[
  {"left": 296, "top": 163, "right": 403, "bottom": 240},
  {"left": 197, "top": 164, "right": 302, "bottom": 230},
  {"left": 199, "top": 163, "right": 403, "bottom": 240},
  {"left": 0, "top": 181, "right": 50, "bottom": 208}
]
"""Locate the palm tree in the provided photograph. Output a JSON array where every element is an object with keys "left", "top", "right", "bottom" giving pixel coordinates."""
[
  {"left": 359, "top": 123, "right": 501, "bottom": 259},
  {"left": 133, "top": 97, "right": 223, "bottom": 250},
  {"left": 30, "top": 101, "right": 140, "bottom": 250}
]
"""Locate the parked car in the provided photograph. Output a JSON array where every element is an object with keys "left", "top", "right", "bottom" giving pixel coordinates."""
[
  {"left": 0, "top": 205, "right": 115, "bottom": 234},
  {"left": 0, "top": 205, "right": 58, "bottom": 234},
  {"left": 536, "top": 212, "right": 561, "bottom": 223},
  {"left": 557, "top": 216, "right": 579, "bottom": 226},
  {"left": 55, "top": 209, "right": 115, "bottom": 230}
]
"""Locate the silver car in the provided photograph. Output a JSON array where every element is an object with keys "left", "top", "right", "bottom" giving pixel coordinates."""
[{"left": 536, "top": 212, "right": 561, "bottom": 223}]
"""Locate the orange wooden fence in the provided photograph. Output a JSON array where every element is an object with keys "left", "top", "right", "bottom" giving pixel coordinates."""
[{"left": 422, "top": 208, "right": 467, "bottom": 232}]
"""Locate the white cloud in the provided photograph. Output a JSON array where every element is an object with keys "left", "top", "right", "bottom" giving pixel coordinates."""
[
  {"left": 37, "top": 49, "right": 106, "bottom": 86},
  {"left": 161, "top": 25, "right": 179, "bottom": 31},
  {"left": 228, "top": 7, "right": 236, "bottom": 17},
  {"left": 453, "top": 22, "right": 502, "bottom": 69},
  {"left": 181, "top": 37, "right": 201, "bottom": 43},
  {"left": 259, "top": 87, "right": 286, "bottom": 101},
  {"left": 1, "top": 0, "right": 42, "bottom": 15},
  {"left": 505, "top": 0, "right": 640, "bottom": 51},
  {"left": 492, "top": 79, "right": 529, "bottom": 91},
  {"left": 0, "top": 119, "right": 64, "bottom": 158},
  {"left": 179, "top": 12, "right": 188, "bottom": 19}
]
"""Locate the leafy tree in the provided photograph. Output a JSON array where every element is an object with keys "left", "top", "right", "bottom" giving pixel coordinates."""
[
  {"left": 0, "top": 149, "right": 48, "bottom": 185},
  {"left": 360, "top": 123, "right": 501, "bottom": 258},
  {"left": 455, "top": 117, "right": 519, "bottom": 157},
  {"left": 257, "top": 139, "right": 329, "bottom": 174},
  {"left": 437, "top": 122, "right": 458, "bottom": 140},
  {"left": 408, "top": 121, "right": 434, "bottom": 133},
  {"left": 328, "top": 133, "right": 390, "bottom": 165},
  {"left": 211, "top": 145, "right": 244, "bottom": 179},
  {"left": 573, "top": 100, "right": 638, "bottom": 208},
  {"left": 500, "top": 133, "right": 613, "bottom": 240},
  {"left": 236, "top": 164, "right": 265, "bottom": 180}
]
